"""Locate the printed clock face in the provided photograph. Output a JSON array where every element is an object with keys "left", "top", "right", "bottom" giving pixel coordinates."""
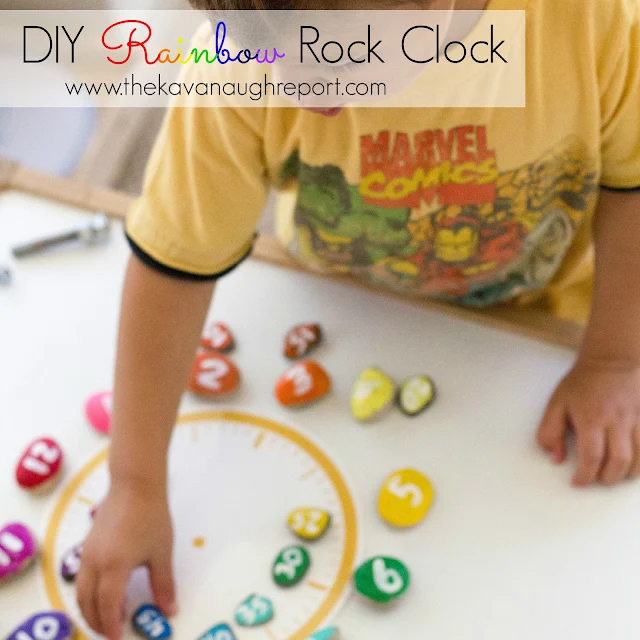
[{"left": 42, "top": 412, "right": 360, "bottom": 640}]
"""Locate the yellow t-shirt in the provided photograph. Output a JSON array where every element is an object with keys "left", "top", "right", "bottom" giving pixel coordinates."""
[{"left": 126, "top": 0, "right": 640, "bottom": 325}]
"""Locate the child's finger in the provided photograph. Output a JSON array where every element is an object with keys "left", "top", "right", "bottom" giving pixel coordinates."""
[
  {"left": 600, "top": 424, "right": 634, "bottom": 485},
  {"left": 572, "top": 427, "right": 606, "bottom": 487},
  {"left": 537, "top": 398, "right": 568, "bottom": 463},
  {"left": 98, "top": 569, "right": 129, "bottom": 640},
  {"left": 150, "top": 556, "right": 178, "bottom": 617},
  {"left": 76, "top": 564, "right": 102, "bottom": 634},
  {"left": 630, "top": 426, "right": 640, "bottom": 478}
]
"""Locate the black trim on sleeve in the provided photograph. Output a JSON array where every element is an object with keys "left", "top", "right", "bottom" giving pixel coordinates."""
[
  {"left": 125, "top": 231, "right": 256, "bottom": 281},
  {"left": 600, "top": 184, "right": 640, "bottom": 193}
]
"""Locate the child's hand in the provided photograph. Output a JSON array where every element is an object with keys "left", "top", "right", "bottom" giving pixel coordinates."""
[
  {"left": 538, "top": 359, "right": 640, "bottom": 487},
  {"left": 76, "top": 482, "right": 177, "bottom": 640}
]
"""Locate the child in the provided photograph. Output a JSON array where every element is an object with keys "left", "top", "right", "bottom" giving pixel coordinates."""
[{"left": 77, "top": 0, "right": 640, "bottom": 637}]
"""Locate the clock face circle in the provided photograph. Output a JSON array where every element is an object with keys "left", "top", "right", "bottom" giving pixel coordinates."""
[{"left": 42, "top": 411, "right": 360, "bottom": 639}]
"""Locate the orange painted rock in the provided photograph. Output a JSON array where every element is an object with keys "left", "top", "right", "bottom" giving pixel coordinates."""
[
  {"left": 15, "top": 437, "right": 64, "bottom": 492},
  {"left": 188, "top": 352, "right": 240, "bottom": 396},
  {"left": 275, "top": 361, "right": 331, "bottom": 407},
  {"left": 201, "top": 322, "right": 235, "bottom": 352},
  {"left": 284, "top": 324, "right": 323, "bottom": 360}
]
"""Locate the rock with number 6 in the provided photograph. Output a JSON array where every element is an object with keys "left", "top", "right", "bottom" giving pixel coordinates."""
[
  {"left": 307, "top": 627, "right": 340, "bottom": 640},
  {"left": 188, "top": 352, "right": 240, "bottom": 397},
  {"left": 201, "top": 321, "right": 235, "bottom": 352},
  {"left": 15, "top": 437, "right": 64, "bottom": 492},
  {"left": 272, "top": 544, "right": 311, "bottom": 587},
  {"left": 288, "top": 507, "right": 331, "bottom": 541},
  {"left": 354, "top": 556, "right": 410, "bottom": 604},
  {"left": 275, "top": 361, "right": 331, "bottom": 407},
  {"left": 284, "top": 323, "right": 323, "bottom": 359},
  {"left": 398, "top": 375, "right": 436, "bottom": 416},
  {"left": 132, "top": 604, "right": 172, "bottom": 639},
  {"left": 6, "top": 612, "right": 73, "bottom": 640},
  {"left": 378, "top": 468, "right": 434, "bottom": 528},
  {"left": 0, "top": 522, "right": 38, "bottom": 581},
  {"left": 350, "top": 368, "right": 395, "bottom": 422},
  {"left": 234, "top": 594, "right": 274, "bottom": 627},
  {"left": 196, "top": 622, "right": 236, "bottom": 640}
]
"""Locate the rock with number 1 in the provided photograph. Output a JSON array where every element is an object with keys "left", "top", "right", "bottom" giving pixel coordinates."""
[
  {"left": 0, "top": 522, "right": 38, "bottom": 581},
  {"left": 132, "top": 604, "right": 172, "bottom": 639},
  {"left": 272, "top": 544, "right": 311, "bottom": 587},
  {"left": 6, "top": 612, "right": 73, "bottom": 640},
  {"left": 196, "top": 623, "right": 236, "bottom": 640},
  {"left": 15, "top": 437, "right": 64, "bottom": 492},
  {"left": 354, "top": 556, "right": 411, "bottom": 604}
]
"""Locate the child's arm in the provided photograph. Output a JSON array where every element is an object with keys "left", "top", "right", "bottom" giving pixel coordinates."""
[
  {"left": 538, "top": 190, "right": 640, "bottom": 486},
  {"left": 77, "top": 254, "right": 215, "bottom": 640}
]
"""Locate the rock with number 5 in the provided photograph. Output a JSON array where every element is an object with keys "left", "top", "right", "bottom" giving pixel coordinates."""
[
  {"left": 0, "top": 522, "right": 38, "bottom": 581},
  {"left": 354, "top": 556, "right": 410, "bottom": 604},
  {"left": 378, "top": 468, "right": 434, "bottom": 528},
  {"left": 6, "top": 612, "right": 73, "bottom": 640},
  {"left": 275, "top": 361, "right": 331, "bottom": 407},
  {"left": 307, "top": 627, "right": 340, "bottom": 640},
  {"left": 234, "top": 594, "right": 274, "bottom": 627},
  {"left": 15, "top": 437, "right": 64, "bottom": 492},
  {"left": 132, "top": 604, "right": 172, "bottom": 639},
  {"left": 272, "top": 544, "right": 311, "bottom": 587},
  {"left": 196, "top": 622, "right": 236, "bottom": 640},
  {"left": 398, "top": 375, "right": 436, "bottom": 416},
  {"left": 350, "top": 368, "right": 395, "bottom": 422},
  {"left": 188, "top": 352, "right": 240, "bottom": 397},
  {"left": 201, "top": 322, "right": 235, "bottom": 353},
  {"left": 288, "top": 507, "right": 331, "bottom": 541},
  {"left": 284, "top": 323, "right": 323, "bottom": 359}
]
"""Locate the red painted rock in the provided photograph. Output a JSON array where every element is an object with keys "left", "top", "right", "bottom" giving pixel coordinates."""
[
  {"left": 201, "top": 322, "right": 235, "bottom": 352},
  {"left": 284, "top": 323, "right": 323, "bottom": 360},
  {"left": 15, "top": 437, "right": 64, "bottom": 492},
  {"left": 84, "top": 391, "right": 112, "bottom": 435},
  {"left": 188, "top": 352, "right": 240, "bottom": 396},
  {"left": 275, "top": 361, "right": 331, "bottom": 407},
  {"left": 0, "top": 522, "right": 37, "bottom": 581}
]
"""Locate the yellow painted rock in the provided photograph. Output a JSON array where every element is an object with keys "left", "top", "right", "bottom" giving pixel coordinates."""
[
  {"left": 350, "top": 368, "right": 395, "bottom": 422},
  {"left": 288, "top": 507, "right": 331, "bottom": 541},
  {"left": 378, "top": 468, "right": 434, "bottom": 528},
  {"left": 398, "top": 375, "right": 436, "bottom": 416}
]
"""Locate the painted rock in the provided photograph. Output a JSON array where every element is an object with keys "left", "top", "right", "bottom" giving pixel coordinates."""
[
  {"left": 201, "top": 322, "right": 235, "bottom": 352},
  {"left": 85, "top": 391, "right": 113, "bottom": 435},
  {"left": 188, "top": 352, "right": 240, "bottom": 396},
  {"left": 6, "top": 612, "right": 73, "bottom": 640},
  {"left": 354, "top": 556, "right": 410, "bottom": 604},
  {"left": 60, "top": 543, "right": 83, "bottom": 583},
  {"left": 15, "top": 437, "right": 64, "bottom": 492},
  {"left": 0, "top": 522, "right": 37, "bottom": 581},
  {"left": 350, "top": 368, "right": 395, "bottom": 422},
  {"left": 398, "top": 375, "right": 436, "bottom": 416},
  {"left": 272, "top": 545, "right": 311, "bottom": 587},
  {"left": 378, "top": 468, "right": 434, "bottom": 528},
  {"left": 308, "top": 627, "right": 340, "bottom": 640},
  {"left": 275, "top": 361, "right": 331, "bottom": 407},
  {"left": 132, "top": 604, "right": 172, "bottom": 639},
  {"left": 196, "top": 623, "right": 236, "bottom": 640},
  {"left": 234, "top": 594, "right": 274, "bottom": 627},
  {"left": 284, "top": 323, "right": 322, "bottom": 359},
  {"left": 288, "top": 508, "right": 331, "bottom": 541}
]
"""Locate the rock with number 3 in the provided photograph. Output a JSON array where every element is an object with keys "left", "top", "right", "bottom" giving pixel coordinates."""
[
  {"left": 15, "top": 437, "right": 64, "bottom": 493},
  {"left": 196, "top": 623, "right": 236, "bottom": 640},
  {"left": 201, "top": 322, "right": 235, "bottom": 353},
  {"left": 132, "top": 604, "right": 172, "bottom": 639},
  {"left": 354, "top": 556, "right": 410, "bottom": 604},
  {"left": 272, "top": 544, "right": 311, "bottom": 587},
  {"left": 234, "top": 594, "right": 274, "bottom": 627},
  {"left": 6, "top": 612, "right": 73, "bottom": 640},
  {"left": 275, "top": 361, "right": 331, "bottom": 407},
  {"left": 378, "top": 468, "right": 434, "bottom": 528},
  {"left": 284, "top": 323, "right": 322, "bottom": 359},
  {"left": 288, "top": 507, "right": 331, "bottom": 541},
  {"left": 307, "top": 627, "right": 340, "bottom": 640},
  {"left": 0, "top": 522, "right": 37, "bottom": 581},
  {"left": 188, "top": 352, "right": 240, "bottom": 397}
]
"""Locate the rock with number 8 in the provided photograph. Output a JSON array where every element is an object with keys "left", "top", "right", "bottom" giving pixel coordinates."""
[
  {"left": 272, "top": 544, "right": 311, "bottom": 587},
  {"left": 284, "top": 323, "right": 323, "bottom": 359},
  {"left": 188, "top": 352, "right": 240, "bottom": 397},
  {"left": 234, "top": 594, "right": 274, "bottom": 627},
  {"left": 6, "top": 612, "right": 73, "bottom": 640},
  {"left": 15, "top": 437, "right": 64, "bottom": 492},
  {"left": 132, "top": 604, "right": 172, "bottom": 639},
  {"left": 350, "top": 368, "right": 395, "bottom": 422},
  {"left": 378, "top": 468, "right": 434, "bottom": 528},
  {"left": 307, "top": 627, "right": 340, "bottom": 640},
  {"left": 354, "top": 556, "right": 411, "bottom": 604},
  {"left": 196, "top": 622, "right": 236, "bottom": 640},
  {"left": 201, "top": 321, "right": 235, "bottom": 352},
  {"left": 0, "top": 522, "right": 38, "bottom": 581},
  {"left": 275, "top": 361, "right": 331, "bottom": 407},
  {"left": 288, "top": 507, "right": 331, "bottom": 541}
]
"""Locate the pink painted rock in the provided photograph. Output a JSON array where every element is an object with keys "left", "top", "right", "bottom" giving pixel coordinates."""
[
  {"left": 15, "top": 437, "right": 64, "bottom": 492},
  {"left": 0, "top": 522, "right": 37, "bottom": 581},
  {"left": 85, "top": 391, "right": 113, "bottom": 435}
]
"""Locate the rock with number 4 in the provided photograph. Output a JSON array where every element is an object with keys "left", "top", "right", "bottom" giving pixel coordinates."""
[
  {"left": 132, "top": 604, "right": 172, "bottom": 639},
  {"left": 307, "top": 627, "right": 340, "bottom": 640},
  {"left": 188, "top": 352, "right": 240, "bottom": 397},
  {"left": 354, "top": 556, "right": 410, "bottom": 604},
  {"left": 398, "top": 375, "right": 436, "bottom": 416},
  {"left": 284, "top": 323, "right": 322, "bottom": 359},
  {"left": 350, "top": 368, "right": 395, "bottom": 422},
  {"left": 288, "top": 507, "right": 331, "bottom": 541},
  {"left": 196, "top": 623, "right": 236, "bottom": 640},
  {"left": 60, "top": 543, "right": 83, "bottom": 583},
  {"left": 0, "top": 522, "right": 37, "bottom": 581},
  {"left": 6, "top": 612, "right": 73, "bottom": 640},
  {"left": 15, "top": 437, "right": 64, "bottom": 492},
  {"left": 378, "top": 468, "right": 434, "bottom": 528},
  {"left": 234, "top": 594, "right": 274, "bottom": 627},
  {"left": 272, "top": 544, "right": 311, "bottom": 587},
  {"left": 85, "top": 391, "right": 113, "bottom": 435},
  {"left": 201, "top": 322, "right": 235, "bottom": 352},
  {"left": 275, "top": 361, "right": 331, "bottom": 407}
]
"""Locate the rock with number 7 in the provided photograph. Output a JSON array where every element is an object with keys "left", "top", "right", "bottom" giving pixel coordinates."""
[
  {"left": 354, "top": 556, "right": 411, "bottom": 604},
  {"left": 15, "top": 437, "right": 64, "bottom": 493}
]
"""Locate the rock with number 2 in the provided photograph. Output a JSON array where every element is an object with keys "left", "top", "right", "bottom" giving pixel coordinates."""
[
  {"left": 6, "top": 612, "right": 73, "bottom": 640},
  {"left": 188, "top": 352, "right": 240, "bottom": 397},
  {"left": 354, "top": 556, "right": 410, "bottom": 604},
  {"left": 132, "top": 604, "right": 172, "bottom": 639},
  {"left": 234, "top": 594, "right": 274, "bottom": 627},
  {"left": 0, "top": 522, "right": 38, "bottom": 581},
  {"left": 196, "top": 623, "right": 236, "bottom": 640}
]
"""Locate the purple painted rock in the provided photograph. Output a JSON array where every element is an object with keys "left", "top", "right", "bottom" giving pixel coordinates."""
[
  {"left": 60, "top": 543, "right": 83, "bottom": 582},
  {"left": 6, "top": 611, "right": 73, "bottom": 640},
  {"left": 0, "top": 522, "right": 37, "bottom": 581}
]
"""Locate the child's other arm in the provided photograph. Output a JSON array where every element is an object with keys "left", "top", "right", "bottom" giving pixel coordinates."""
[{"left": 538, "top": 190, "right": 640, "bottom": 487}]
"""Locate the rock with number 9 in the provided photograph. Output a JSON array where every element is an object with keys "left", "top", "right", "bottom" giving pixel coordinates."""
[
  {"left": 272, "top": 544, "right": 311, "bottom": 587},
  {"left": 196, "top": 622, "right": 236, "bottom": 640},
  {"left": 378, "top": 468, "right": 434, "bottom": 528},
  {"left": 15, "top": 437, "right": 64, "bottom": 492},
  {"left": 350, "top": 368, "right": 395, "bottom": 422},
  {"left": 354, "top": 556, "right": 410, "bottom": 604},
  {"left": 6, "top": 612, "right": 73, "bottom": 640},
  {"left": 288, "top": 507, "right": 331, "bottom": 541},
  {"left": 234, "top": 594, "right": 274, "bottom": 627},
  {"left": 132, "top": 604, "right": 172, "bottom": 639},
  {"left": 188, "top": 352, "right": 240, "bottom": 397}
]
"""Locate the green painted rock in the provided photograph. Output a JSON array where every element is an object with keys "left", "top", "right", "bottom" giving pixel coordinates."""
[
  {"left": 234, "top": 594, "right": 274, "bottom": 627},
  {"left": 272, "top": 544, "right": 311, "bottom": 587},
  {"left": 398, "top": 375, "right": 436, "bottom": 416},
  {"left": 354, "top": 556, "right": 410, "bottom": 604}
]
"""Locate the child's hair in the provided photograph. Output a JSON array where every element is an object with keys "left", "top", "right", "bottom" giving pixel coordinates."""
[{"left": 189, "top": 0, "right": 306, "bottom": 9}]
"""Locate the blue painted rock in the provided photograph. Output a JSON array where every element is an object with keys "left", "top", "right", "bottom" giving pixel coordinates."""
[
  {"left": 308, "top": 627, "right": 340, "bottom": 640},
  {"left": 234, "top": 594, "right": 274, "bottom": 627},
  {"left": 132, "top": 604, "right": 172, "bottom": 639},
  {"left": 0, "top": 522, "right": 37, "bottom": 581},
  {"left": 6, "top": 612, "right": 73, "bottom": 640},
  {"left": 196, "top": 623, "right": 236, "bottom": 640},
  {"left": 60, "top": 543, "right": 83, "bottom": 583}
]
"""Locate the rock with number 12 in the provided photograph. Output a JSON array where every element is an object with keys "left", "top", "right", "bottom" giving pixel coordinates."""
[
  {"left": 15, "top": 437, "right": 64, "bottom": 492},
  {"left": 354, "top": 556, "right": 411, "bottom": 604},
  {"left": 288, "top": 507, "right": 331, "bottom": 541}
]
